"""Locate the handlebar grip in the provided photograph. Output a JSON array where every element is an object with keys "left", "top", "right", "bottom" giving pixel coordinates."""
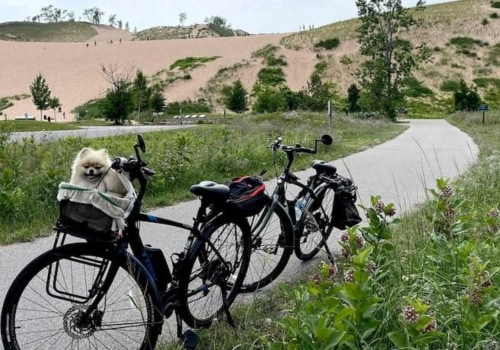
[{"left": 111, "top": 157, "right": 128, "bottom": 170}]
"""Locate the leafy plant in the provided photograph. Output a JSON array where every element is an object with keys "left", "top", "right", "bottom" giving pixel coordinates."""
[{"left": 314, "top": 37, "right": 340, "bottom": 50}]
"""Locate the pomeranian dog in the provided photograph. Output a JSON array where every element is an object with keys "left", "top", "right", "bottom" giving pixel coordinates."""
[{"left": 70, "top": 147, "right": 128, "bottom": 197}]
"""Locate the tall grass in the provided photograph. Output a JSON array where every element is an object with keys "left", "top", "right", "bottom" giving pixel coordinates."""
[{"left": 0, "top": 113, "right": 405, "bottom": 244}]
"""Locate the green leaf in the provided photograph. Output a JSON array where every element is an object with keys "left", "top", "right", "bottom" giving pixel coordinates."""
[{"left": 388, "top": 331, "right": 409, "bottom": 348}]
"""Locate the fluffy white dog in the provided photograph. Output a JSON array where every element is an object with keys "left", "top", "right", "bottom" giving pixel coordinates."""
[{"left": 70, "top": 147, "right": 128, "bottom": 197}]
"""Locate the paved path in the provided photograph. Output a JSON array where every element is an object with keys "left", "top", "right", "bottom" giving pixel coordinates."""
[
  {"left": 8, "top": 124, "right": 194, "bottom": 142},
  {"left": 0, "top": 119, "right": 479, "bottom": 342}
]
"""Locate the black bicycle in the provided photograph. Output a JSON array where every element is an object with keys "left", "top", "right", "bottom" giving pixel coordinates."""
[
  {"left": 237, "top": 135, "right": 361, "bottom": 292},
  {"left": 1, "top": 135, "right": 251, "bottom": 350}
]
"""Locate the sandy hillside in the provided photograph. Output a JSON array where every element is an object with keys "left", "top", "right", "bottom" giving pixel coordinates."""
[{"left": 0, "top": 26, "right": 318, "bottom": 121}]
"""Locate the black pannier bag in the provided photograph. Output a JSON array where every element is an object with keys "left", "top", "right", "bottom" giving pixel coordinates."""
[
  {"left": 330, "top": 175, "right": 362, "bottom": 229},
  {"left": 226, "top": 176, "right": 268, "bottom": 217}
]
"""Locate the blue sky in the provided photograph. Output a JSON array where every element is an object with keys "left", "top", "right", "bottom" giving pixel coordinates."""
[{"left": 1, "top": 0, "right": 457, "bottom": 34}]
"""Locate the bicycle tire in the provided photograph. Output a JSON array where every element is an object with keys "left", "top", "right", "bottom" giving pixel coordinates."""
[
  {"left": 1, "top": 243, "right": 163, "bottom": 350},
  {"left": 237, "top": 201, "right": 293, "bottom": 292},
  {"left": 295, "top": 184, "right": 336, "bottom": 261},
  {"left": 177, "top": 214, "right": 251, "bottom": 328}
]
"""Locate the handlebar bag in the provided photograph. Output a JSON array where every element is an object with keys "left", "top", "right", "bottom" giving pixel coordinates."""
[
  {"left": 226, "top": 176, "right": 268, "bottom": 217},
  {"left": 55, "top": 172, "right": 136, "bottom": 240}
]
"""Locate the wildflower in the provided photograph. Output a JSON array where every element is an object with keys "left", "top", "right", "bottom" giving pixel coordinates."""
[
  {"left": 423, "top": 319, "right": 437, "bottom": 333},
  {"left": 356, "top": 234, "right": 365, "bottom": 248},
  {"left": 482, "top": 339, "right": 499, "bottom": 350},
  {"left": 328, "top": 263, "right": 339, "bottom": 278},
  {"left": 468, "top": 289, "right": 482, "bottom": 305},
  {"left": 340, "top": 231, "right": 349, "bottom": 243},
  {"left": 481, "top": 271, "right": 493, "bottom": 288},
  {"left": 402, "top": 305, "right": 419, "bottom": 324},
  {"left": 487, "top": 208, "right": 499, "bottom": 218},
  {"left": 441, "top": 185, "right": 454, "bottom": 199},
  {"left": 374, "top": 200, "right": 385, "bottom": 214},
  {"left": 386, "top": 206, "right": 396, "bottom": 217},
  {"left": 344, "top": 268, "right": 355, "bottom": 282},
  {"left": 309, "top": 272, "right": 321, "bottom": 284},
  {"left": 443, "top": 208, "right": 455, "bottom": 221},
  {"left": 366, "top": 260, "right": 376, "bottom": 275},
  {"left": 341, "top": 248, "right": 350, "bottom": 259}
]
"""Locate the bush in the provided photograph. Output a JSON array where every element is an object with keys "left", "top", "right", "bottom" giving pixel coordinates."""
[
  {"left": 164, "top": 99, "right": 211, "bottom": 115},
  {"left": 266, "top": 55, "right": 287, "bottom": 67},
  {"left": 252, "top": 88, "right": 287, "bottom": 113},
  {"left": 453, "top": 80, "right": 481, "bottom": 111},
  {"left": 449, "top": 37, "right": 481, "bottom": 48},
  {"left": 256, "top": 67, "right": 286, "bottom": 86},
  {"left": 403, "top": 76, "right": 434, "bottom": 98},
  {"left": 491, "top": 1, "right": 500, "bottom": 8},
  {"left": 314, "top": 38, "right": 340, "bottom": 50},
  {"left": 490, "top": 12, "right": 499, "bottom": 18}
]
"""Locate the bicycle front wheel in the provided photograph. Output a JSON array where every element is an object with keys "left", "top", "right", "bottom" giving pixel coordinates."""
[
  {"left": 177, "top": 215, "right": 251, "bottom": 329},
  {"left": 239, "top": 201, "right": 293, "bottom": 292},
  {"left": 295, "top": 185, "right": 335, "bottom": 261},
  {"left": 1, "top": 243, "right": 163, "bottom": 350}
]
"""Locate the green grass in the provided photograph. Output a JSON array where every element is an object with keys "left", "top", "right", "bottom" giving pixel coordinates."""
[
  {"left": 0, "top": 21, "right": 97, "bottom": 42},
  {"left": 169, "top": 56, "right": 220, "bottom": 71},
  {"left": 0, "top": 113, "right": 405, "bottom": 245}
]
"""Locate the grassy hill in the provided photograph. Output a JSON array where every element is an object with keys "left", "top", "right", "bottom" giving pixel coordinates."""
[
  {"left": 0, "top": 21, "right": 98, "bottom": 42},
  {"left": 1, "top": 0, "right": 500, "bottom": 118}
]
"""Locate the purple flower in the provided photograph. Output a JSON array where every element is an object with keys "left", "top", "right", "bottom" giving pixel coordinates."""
[
  {"left": 423, "top": 319, "right": 437, "bottom": 333},
  {"left": 366, "top": 260, "right": 376, "bottom": 275},
  {"left": 441, "top": 185, "right": 454, "bottom": 199},
  {"left": 374, "top": 201, "right": 385, "bottom": 214},
  {"left": 344, "top": 268, "right": 355, "bottom": 282},
  {"left": 328, "top": 263, "right": 339, "bottom": 278},
  {"left": 340, "top": 231, "right": 349, "bottom": 243},
  {"left": 356, "top": 234, "right": 365, "bottom": 248},
  {"left": 402, "top": 305, "right": 419, "bottom": 324}
]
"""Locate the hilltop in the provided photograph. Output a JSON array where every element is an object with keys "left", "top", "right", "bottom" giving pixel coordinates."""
[{"left": 1, "top": 0, "right": 499, "bottom": 121}]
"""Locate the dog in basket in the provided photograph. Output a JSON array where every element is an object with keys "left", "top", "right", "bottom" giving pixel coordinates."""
[{"left": 70, "top": 147, "right": 128, "bottom": 198}]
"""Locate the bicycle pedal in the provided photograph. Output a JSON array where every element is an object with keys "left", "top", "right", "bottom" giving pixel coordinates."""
[{"left": 181, "top": 329, "right": 199, "bottom": 349}]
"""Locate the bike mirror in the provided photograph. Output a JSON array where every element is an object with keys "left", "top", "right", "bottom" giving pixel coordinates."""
[
  {"left": 137, "top": 134, "right": 146, "bottom": 152},
  {"left": 320, "top": 134, "right": 333, "bottom": 146}
]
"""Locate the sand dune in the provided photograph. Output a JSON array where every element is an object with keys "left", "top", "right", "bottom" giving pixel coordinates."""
[{"left": 0, "top": 26, "right": 318, "bottom": 121}]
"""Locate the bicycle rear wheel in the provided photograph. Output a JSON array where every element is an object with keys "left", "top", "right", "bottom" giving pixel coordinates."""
[
  {"left": 177, "top": 215, "right": 251, "bottom": 328},
  {"left": 238, "top": 201, "right": 293, "bottom": 292},
  {"left": 1, "top": 243, "right": 163, "bottom": 350},
  {"left": 295, "top": 185, "right": 335, "bottom": 261}
]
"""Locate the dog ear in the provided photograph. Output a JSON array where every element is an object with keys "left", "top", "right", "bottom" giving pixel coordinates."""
[{"left": 77, "top": 147, "right": 91, "bottom": 157}]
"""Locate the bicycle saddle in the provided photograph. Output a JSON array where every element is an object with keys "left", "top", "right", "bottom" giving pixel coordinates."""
[
  {"left": 190, "top": 181, "right": 230, "bottom": 201},
  {"left": 311, "top": 160, "right": 337, "bottom": 175}
]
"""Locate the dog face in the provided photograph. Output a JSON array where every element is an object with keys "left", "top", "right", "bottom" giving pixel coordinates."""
[{"left": 71, "top": 148, "right": 112, "bottom": 185}]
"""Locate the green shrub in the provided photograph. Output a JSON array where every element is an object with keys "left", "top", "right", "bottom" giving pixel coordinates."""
[
  {"left": 266, "top": 55, "right": 287, "bottom": 66},
  {"left": 164, "top": 99, "right": 211, "bottom": 115},
  {"left": 314, "top": 61, "right": 328, "bottom": 73},
  {"left": 440, "top": 80, "right": 460, "bottom": 92},
  {"left": 256, "top": 67, "right": 286, "bottom": 86},
  {"left": 482, "top": 18, "right": 489, "bottom": 25},
  {"left": 403, "top": 76, "right": 434, "bottom": 98},
  {"left": 449, "top": 37, "right": 481, "bottom": 48},
  {"left": 314, "top": 38, "right": 340, "bottom": 50},
  {"left": 169, "top": 56, "right": 219, "bottom": 71},
  {"left": 490, "top": 12, "right": 499, "bottom": 18},
  {"left": 251, "top": 44, "right": 279, "bottom": 58},
  {"left": 491, "top": 1, "right": 500, "bottom": 8}
]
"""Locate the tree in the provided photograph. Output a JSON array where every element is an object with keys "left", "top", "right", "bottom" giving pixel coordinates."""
[
  {"left": 222, "top": 80, "right": 248, "bottom": 113},
  {"left": 355, "top": 0, "right": 431, "bottom": 120},
  {"left": 454, "top": 79, "right": 481, "bottom": 111},
  {"left": 30, "top": 74, "right": 51, "bottom": 121},
  {"left": 83, "top": 7, "right": 104, "bottom": 25},
  {"left": 48, "top": 96, "right": 61, "bottom": 121},
  {"left": 132, "top": 69, "right": 151, "bottom": 114},
  {"left": 347, "top": 84, "right": 361, "bottom": 113},
  {"left": 179, "top": 12, "right": 187, "bottom": 27},
  {"left": 100, "top": 65, "right": 134, "bottom": 124},
  {"left": 150, "top": 90, "right": 166, "bottom": 114},
  {"left": 205, "top": 15, "right": 230, "bottom": 28},
  {"left": 108, "top": 14, "right": 117, "bottom": 27}
]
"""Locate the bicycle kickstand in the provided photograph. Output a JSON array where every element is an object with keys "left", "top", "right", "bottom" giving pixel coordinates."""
[
  {"left": 221, "top": 285, "right": 235, "bottom": 327},
  {"left": 176, "top": 311, "right": 199, "bottom": 349}
]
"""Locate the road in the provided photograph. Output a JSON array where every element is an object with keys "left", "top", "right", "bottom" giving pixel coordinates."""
[
  {"left": 8, "top": 124, "right": 194, "bottom": 142},
  {"left": 0, "top": 119, "right": 479, "bottom": 345}
]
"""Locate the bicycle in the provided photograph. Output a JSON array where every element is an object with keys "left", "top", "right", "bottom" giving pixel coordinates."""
[
  {"left": 1, "top": 134, "right": 252, "bottom": 350},
  {"left": 237, "top": 134, "right": 361, "bottom": 293}
]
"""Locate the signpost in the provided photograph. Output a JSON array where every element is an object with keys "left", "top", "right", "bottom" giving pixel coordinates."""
[{"left": 479, "top": 104, "right": 488, "bottom": 124}]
